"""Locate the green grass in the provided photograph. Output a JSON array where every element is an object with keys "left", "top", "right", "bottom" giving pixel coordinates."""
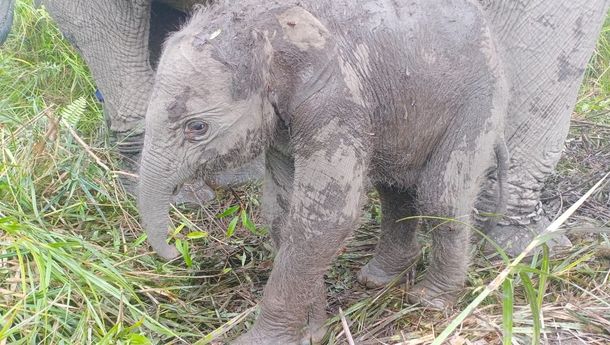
[
  {"left": 1, "top": 1, "right": 610, "bottom": 344},
  {"left": 577, "top": 15, "right": 610, "bottom": 125}
]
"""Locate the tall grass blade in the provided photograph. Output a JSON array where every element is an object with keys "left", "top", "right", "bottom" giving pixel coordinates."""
[
  {"left": 502, "top": 278, "right": 514, "bottom": 345},
  {"left": 519, "top": 272, "right": 541, "bottom": 345}
]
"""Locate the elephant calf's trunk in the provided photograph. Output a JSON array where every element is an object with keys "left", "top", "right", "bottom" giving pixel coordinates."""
[{"left": 137, "top": 163, "right": 181, "bottom": 260}]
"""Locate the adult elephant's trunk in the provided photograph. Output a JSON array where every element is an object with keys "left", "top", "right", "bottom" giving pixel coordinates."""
[{"left": 137, "top": 148, "right": 185, "bottom": 260}]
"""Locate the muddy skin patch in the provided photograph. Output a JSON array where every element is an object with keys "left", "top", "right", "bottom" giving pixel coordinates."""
[
  {"left": 276, "top": 7, "right": 329, "bottom": 51},
  {"left": 337, "top": 56, "right": 365, "bottom": 106},
  {"left": 337, "top": 44, "right": 371, "bottom": 106},
  {"left": 167, "top": 87, "right": 192, "bottom": 121}
]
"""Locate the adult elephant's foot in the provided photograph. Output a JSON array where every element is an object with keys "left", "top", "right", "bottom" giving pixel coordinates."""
[
  {"left": 232, "top": 329, "right": 297, "bottom": 345},
  {"left": 407, "top": 279, "right": 460, "bottom": 309},
  {"left": 232, "top": 328, "right": 324, "bottom": 345},
  {"left": 232, "top": 327, "right": 318, "bottom": 345},
  {"left": 357, "top": 255, "right": 419, "bottom": 289},
  {"left": 482, "top": 217, "right": 572, "bottom": 258}
]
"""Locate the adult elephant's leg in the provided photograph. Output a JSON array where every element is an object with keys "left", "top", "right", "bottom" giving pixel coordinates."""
[
  {"left": 0, "top": 0, "right": 14, "bottom": 44},
  {"left": 42, "top": 0, "right": 154, "bottom": 194},
  {"left": 477, "top": 0, "right": 610, "bottom": 256}
]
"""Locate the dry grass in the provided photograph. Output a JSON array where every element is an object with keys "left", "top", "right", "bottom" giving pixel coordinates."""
[{"left": 1, "top": 1, "right": 609, "bottom": 344}]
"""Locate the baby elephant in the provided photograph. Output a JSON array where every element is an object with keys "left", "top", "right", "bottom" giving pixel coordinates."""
[{"left": 137, "top": 0, "right": 508, "bottom": 343}]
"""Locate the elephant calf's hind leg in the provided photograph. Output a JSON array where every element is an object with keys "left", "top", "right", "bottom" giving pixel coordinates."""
[{"left": 358, "top": 185, "right": 421, "bottom": 288}]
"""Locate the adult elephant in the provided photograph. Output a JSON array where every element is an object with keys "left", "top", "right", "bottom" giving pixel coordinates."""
[
  {"left": 474, "top": 1, "right": 609, "bottom": 255},
  {"left": 1, "top": 0, "right": 608, "bottom": 255}
]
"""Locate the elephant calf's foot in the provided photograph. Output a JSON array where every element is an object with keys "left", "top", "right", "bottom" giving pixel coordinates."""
[
  {"left": 357, "top": 256, "right": 419, "bottom": 289},
  {"left": 232, "top": 312, "right": 326, "bottom": 345},
  {"left": 483, "top": 218, "right": 572, "bottom": 258},
  {"left": 407, "top": 279, "right": 460, "bottom": 309}
]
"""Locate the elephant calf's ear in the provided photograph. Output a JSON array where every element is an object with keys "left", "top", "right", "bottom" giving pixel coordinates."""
[
  {"left": 252, "top": 30, "right": 295, "bottom": 127},
  {"left": 228, "top": 30, "right": 274, "bottom": 100}
]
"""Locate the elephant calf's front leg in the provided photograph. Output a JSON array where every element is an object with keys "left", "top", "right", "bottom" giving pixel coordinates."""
[
  {"left": 261, "top": 134, "right": 294, "bottom": 249},
  {"left": 234, "top": 128, "right": 367, "bottom": 344}
]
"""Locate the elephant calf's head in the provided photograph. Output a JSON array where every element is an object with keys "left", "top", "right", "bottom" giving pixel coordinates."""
[{"left": 137, "top": 11, "right": 276, "bottom": 259}]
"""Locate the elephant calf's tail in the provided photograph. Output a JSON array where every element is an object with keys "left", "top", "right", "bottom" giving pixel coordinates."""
[
  {"left": 0, "top": 0, "right": 15, "bottom": 45},
  {"left": 493, "top": 139, "right": 510, "bottom": 223}
]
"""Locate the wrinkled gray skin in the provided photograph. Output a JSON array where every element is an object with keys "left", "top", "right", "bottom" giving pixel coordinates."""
[
  {"left": 1, "top": 0, "right": 607, "bottom": 256},
  {"left": 474, "top": 0, "right": 610, "bottom": 255},
  {"left": 140, "top": 0, "right": 507, "bottom": 343}
]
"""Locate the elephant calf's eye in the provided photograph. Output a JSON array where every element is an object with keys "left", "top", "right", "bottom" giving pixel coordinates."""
[{"left": 185, "top": 119, "right": 209, "bottom": 140}]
